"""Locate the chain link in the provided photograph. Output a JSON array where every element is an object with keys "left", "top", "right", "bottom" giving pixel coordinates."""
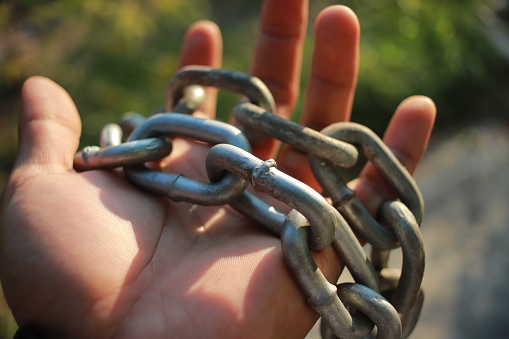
[
  {"left": 73, "top": 66, "right": 427, "bottom": 338},
  {"left": 166, "top": 66, "right": 276, "bottom": 146},
  {"left": 125, "top": 113, "right": 252, "bottom": 205},
  {"left": 74, "top": 136, "right": 173, "bottom": 171},
  {"left": 234, "top": 102, "right": 359, "bottom": 167},
  {"left": 309, "top": 123, "right": 424, "bottom": 250}
]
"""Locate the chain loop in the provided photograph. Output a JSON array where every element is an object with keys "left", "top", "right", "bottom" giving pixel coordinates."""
[
  {"left": 166, "top": 66, "right": 276, "bottom": 146},
  {"left": 206, "top": 144, "right": 337, "bottom": 251},
  {"left": 281, "top": 210, "right": 401, "bottom": 339},
  {"left": 336, "top": 283, "right": 403, "bottom": 339},
  {"left": 72, "top": 67, "right": 427, "bottom": 338},
  {"left": 233, "top": 102, "right": 359, "bottom": 167},
  {"left": 124, "top": 113, "right": 251, "bottom": 205},
  {"left": 207, "top": 145, "right": 379, "bottom": 290},
  {"left": 373, "top": 201, "right": 425, "bottom": 314},
  {"left": 74, "top": 137, "right": 173, "bottom": 172},
  {"left": 309, "top": 122, "right": 424, "bottom": 250},
  {"left": 368, "top": 201, "right": 425, "bottom": 338}
]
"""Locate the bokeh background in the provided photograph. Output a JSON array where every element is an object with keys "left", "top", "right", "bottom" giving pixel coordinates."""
[{"left": 1, "top": 0, "right": 509, "bottom": 338}]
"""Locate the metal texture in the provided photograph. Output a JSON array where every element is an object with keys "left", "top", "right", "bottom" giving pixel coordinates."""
[
  {"left": 228, "top": 192, "right": 286, "bottom": 237},
  {"left": 100, "top": 123, "right": 123, "bottom": 147},
  {"left": 119, "top": 112, "right": 146, "bottom": 141},
  {"left": 400, "top": 289, "right": 424, "bottom": 338},
  {"left": 173, "top": 85, "right": 206, "bottom": 114},
  {"left": 125, "top": 113, "right": 251, "bottom": 205},
  {"left": 74, "top": 137, "right": 173, "bottom": 172},
  {"left": 207, "top": 145, "right": 378, "bottom": 290},
  {"left": 374, "top": 201, "right": 425, "bottom": 314},
  {"left": 367, "top": 201, "right": 425, "bottom": 338},
  {"left": 73, "top": 67, "right": 427, "bottom": 339},
  {"left": 206, "top": 144, "right": 337, "bottom": 251},
  {"left": 336, "top": 283, "right": 403, "bottom": 339},
  {"left": 166, "top": 66, "right": 276, "bottom": 145},
  {"left": 281, "top": 210, "right": 401, "bottom": 339},
  {"left": 234, "top": 102, "right": 359, "bottom": 168},
  {"left": 309, "top": 122, "right": 424, "bottom": 250},
  {"left": 166, "top": 66, "right": 275, "bottom": 113}
]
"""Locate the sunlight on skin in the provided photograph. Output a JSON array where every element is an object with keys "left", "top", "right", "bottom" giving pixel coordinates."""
[
  {"left": 194, "top": 207, "right": 227, "bottom": 234},
  {"left": 187, "top": 245, "right": 278, "bottom": 321}
]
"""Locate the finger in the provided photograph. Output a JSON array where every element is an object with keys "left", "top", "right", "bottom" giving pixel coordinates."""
[
  {"left": 301, "top": 5, "right": 359, "bottom": 128},
  {"left": 247, "top": 0, "right": 308, "bottom": 159},
  {"left": 14, "top": 76, "right": 82, "bottom": 173},
  {"left": 277, "top": 6, "right": 360, "bottom": 190},
  {"left": 250, "top": 0, "right": 308, "bottom": 119},
  {"left": 355, "top": 96, "right": 437, "bottom": 215},
  {"left": 176, "top": 20, "right": 223, "bottom": 118}
]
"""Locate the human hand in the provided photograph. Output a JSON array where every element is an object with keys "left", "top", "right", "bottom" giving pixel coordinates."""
[{"left": 0, "top": 1, "right": 435, "bottom": 338}]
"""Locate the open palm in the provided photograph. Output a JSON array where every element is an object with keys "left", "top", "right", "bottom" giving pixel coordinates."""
[{"left": 0, "top": 2, "right": 435, "bottom": 338}]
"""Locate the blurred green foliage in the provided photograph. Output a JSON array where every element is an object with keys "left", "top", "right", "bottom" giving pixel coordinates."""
[
  {"left": 2, "top": 0, "right": 508, "bottom": 150},
  {"left": 345, "top": 0, "right": 509, "bottom": 131},
  {"left": 0, "top": 0, "right": 509, "bottom": 336}
]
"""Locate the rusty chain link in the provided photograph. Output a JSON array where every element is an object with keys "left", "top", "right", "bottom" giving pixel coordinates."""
[{"left": 74, "top": 66, "right": 426, "bottom": 338}]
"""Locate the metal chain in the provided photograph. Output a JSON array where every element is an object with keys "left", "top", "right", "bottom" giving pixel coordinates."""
[{"left": 73, "top": 66, "right": 427, "bottom": 338}]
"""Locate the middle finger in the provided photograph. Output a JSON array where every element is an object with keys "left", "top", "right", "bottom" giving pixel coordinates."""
[
  {"left": 249, "top": 0, "right": 309, "bottom": 158},
  {"left": 277, "top": 6, "right": 360, "bottom": 189}
]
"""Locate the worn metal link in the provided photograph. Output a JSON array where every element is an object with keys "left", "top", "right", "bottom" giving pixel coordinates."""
[
  {"left": 166, "top": 66, "right": 276, "bottom": 145},
  {"left": 73, "top": 67, "right": 427, "bottom": 339},
  {"left": 125, "top": 113, "right": 251, "bottom": 205},
  {"left": 373, "top": 201, "right": 425, "bottom": 314},
  {"left": 207, "top": 144, "right": 379, "bottom": 290},
  {"left": 282, "top": 210, "right": 401, "bottom": 339},
  {"left": 374, "top": 269, "right": 425, "bottom": 339},
  {"left": 234, "top": 102, "right": 359, "bottom": 168},
  {"left": 370, "top": 201, "right": 425, "bottom": 338},
  {"left": 309, "top": 122, "right": 424, "bottom": 250},
  {"left": 322, "top": 200, "right": 425, "bottom": 339},
  {"left": 206, "top": 144, "right": 338, "bottom": 251},
  {"left": 74, "top": 136, "right": 173, "bottom": 172}
]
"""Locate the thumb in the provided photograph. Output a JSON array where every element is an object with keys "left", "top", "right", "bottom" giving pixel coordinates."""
[{"left": 15, "top": 76, "right": 82, "bottom": 173}]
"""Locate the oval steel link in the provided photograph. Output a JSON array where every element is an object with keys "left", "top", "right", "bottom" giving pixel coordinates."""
[
  {"left": 281, "top": 210, "right": 401, "bottom": 339},
  {"left": 206, "top": 144, "right": 338, "bottom": 251},
  {"left": 226, "top": 190, "right": 379, "bottom": 290},
  {"left": 166, "top": 66, "right": 275, "bottom": 113},
  {"left": 165, "top": 66, "right": 276, "bottom": 146},
  {"left": 72, "top": 65, "right": 428, "bottom": 338},
  {"left": 309, "top": 122, "right": 424, "bottom": 250},
  {"left": 74, "top": 137, "right": 173, "bottom": 172},
  {"left": 228, "top": 191, "right": 287, "bottom": 237},
  {"left": 124, "top": 113, "right": 251, "bottom": 205},
  {"left": 336, "top": 283, "right": 402, "bottom": 339},
  {"left": 234, "top": 102, "right": 359, "bottom": 168},
  {"left": 374, "top": 269, "right": 425, "bottom": 338},
  {"left": 400, "top": 288, "right": 424, "bottom": 338},
  {"left": 207, "top": 144, "right": 379, "bottom": 288},
  {"left": 372, "top": 201, "right": 425, "bottom": 314}
]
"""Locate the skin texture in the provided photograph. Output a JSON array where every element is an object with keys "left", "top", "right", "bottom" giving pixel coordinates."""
[{"left": 0, "top": 1, "right": 436, "bottom": 338}]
